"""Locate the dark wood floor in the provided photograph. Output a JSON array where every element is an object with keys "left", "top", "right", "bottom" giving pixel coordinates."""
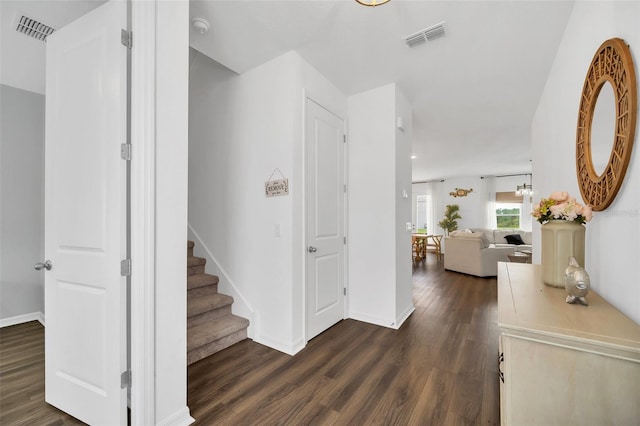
[
  {"left": 0, "top": 321, "right": 85, "bottom": 425},
  {"left": 0, "top": 254, "right": 500, "bottom": 425},
  {"left": 187, "top": 255, "right": 500, "bottom": 425}
]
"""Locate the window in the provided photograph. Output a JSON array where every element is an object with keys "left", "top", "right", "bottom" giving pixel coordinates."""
[
  {"left": 495, "top": 191, "right": 523, "bottom": 229},
  {"left": 496, "top": 204, "right": 521, "bottom": 228}
]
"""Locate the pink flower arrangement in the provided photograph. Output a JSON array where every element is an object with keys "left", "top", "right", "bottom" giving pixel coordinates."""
[{"left": 532, "top": 191, "right": 593, "bottom": 225}]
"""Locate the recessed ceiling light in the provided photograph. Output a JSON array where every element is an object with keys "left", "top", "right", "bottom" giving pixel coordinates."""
[{"left": 411, "top": 155, "right": 417, "bottom": 159}]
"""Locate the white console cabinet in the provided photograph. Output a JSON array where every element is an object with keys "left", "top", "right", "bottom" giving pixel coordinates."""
[{"left": 497, "top": 262, "right": 640, "bottom": 425}]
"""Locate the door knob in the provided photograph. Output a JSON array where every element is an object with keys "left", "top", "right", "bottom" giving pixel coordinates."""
[
  {"left": 307, "top": 246, "right": 317, "bottom": 253},
  {"left": 34, "top": 260, "right": 52, "bottom": 271}
]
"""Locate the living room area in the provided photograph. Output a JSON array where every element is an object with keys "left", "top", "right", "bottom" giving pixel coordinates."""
[{"left": 412, "top": 174, "right": 534, "bottom": 276}]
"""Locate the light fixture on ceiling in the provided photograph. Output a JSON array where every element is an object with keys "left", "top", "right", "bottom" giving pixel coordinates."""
[
  {"left": 355, "top": 0, "right": 391, "bottom": 7},
  {"left": 191, "top": 17, "right": 209, "bottom": 35},
  {"left": 515, "top": 183, "right": 533, "bottom": 196}
]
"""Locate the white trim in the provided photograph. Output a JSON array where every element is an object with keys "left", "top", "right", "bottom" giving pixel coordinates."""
[
  {"left": 187, "top": 225, "right": 255, "bottom": 338},
  {"left": 130, "top": 1, "right": 156, "bottom": 424},
  {"left": 394, "top": 305, "right": 415, "bottom": 330},
  {"left": 348, "top": 312, "right": 398, "bottom": 329},
  {"left": 301, "top": 89, "right": 308, "bottom": 346},
  {"left": 0, "top": 311, "right": 45, "bottom": 328},
  {"left": 253, "top": 333, "right": 305, "bottom": 356},
  {"left": 156, "top": 407, "right": 194, "bottom": 426}
]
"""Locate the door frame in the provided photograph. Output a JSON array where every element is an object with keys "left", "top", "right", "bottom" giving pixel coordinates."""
[
  {"left": 130, "top": 1, "right": 156, "bottom": 423},
  {"left": 302, "top": 92, "right": 349, "bottom": 344}
]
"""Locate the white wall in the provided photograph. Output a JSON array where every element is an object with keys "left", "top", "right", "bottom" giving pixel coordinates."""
[
  {"left": 348, "top": 83, "right": 413, "bottom": 328},
  {"left": 532, "top": 1, "right": 640, "bottom": 324},
  {"left": 0, "top": 84, "right": 45, "bottom": 325},
  {"left": 438, "top": 176, "right": 486, "bottom": 231},
  {"left": 395, "top": 88, "right": 413, "bottom": 325},
  {"left": 188, "top": 50, "right": 347, "bottom": 354},
  {"left": 154, "top": 0, "right": 190, "bottom": 423}
]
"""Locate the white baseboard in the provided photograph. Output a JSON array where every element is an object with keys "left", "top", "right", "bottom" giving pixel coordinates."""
[
  {"left": 156, "top": 407, "right": 194, "bottom": 426},
  {"left": 348, "top": 312, "right": 397, "bottom": 329},
  {"left": 394, "top": 305, "right": 415, "bottom": 330},
  {"left": 0, "top": 311, "right": 45, "bottom": 328},
  {"left": 253, "top": 333, "right": 304, "bottom": 356},
  {"left": 348, "top": 305, "right": 415, "bottom": 330}
]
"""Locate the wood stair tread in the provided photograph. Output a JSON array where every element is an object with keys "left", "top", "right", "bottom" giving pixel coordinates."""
[
  {"left": 188, "top": 293, "right": 233, "bottom": 318},
  {"left": 187, "top": 315, "right": 250, "bottom": 351},
  {"left": 188, "top": 273, "right": 219, "bottom": 290}
]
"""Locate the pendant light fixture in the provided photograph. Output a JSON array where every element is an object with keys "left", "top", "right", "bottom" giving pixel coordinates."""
[
  {"left": 514, "top": 173, "right": 533, "bottom": 196},
  {"left": 515, "top": 183, "right": 533, "bottom": 196},
  {"left": 355, "top": 0, "right": 391, "bottom": 7}
]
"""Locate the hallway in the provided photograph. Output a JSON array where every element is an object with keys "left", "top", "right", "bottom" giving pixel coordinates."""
[
  {"left": 0, "top": 254, "right": 500, "bottom": 425},
  {"left": 187, "top": 255, "right": 500, "bottom": 424}
]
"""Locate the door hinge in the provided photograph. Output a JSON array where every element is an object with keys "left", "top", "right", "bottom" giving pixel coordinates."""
[
  {"left": 121, "top": 370, "right": 131, "bottom": 388},
  {"left": 343, "top": 288, "right": 347, "bottom": 296},
  {"left": 120, "top": 258, "right": 131, "bottom": 277},
  {"left": 343, "top": 134, "right": 347, "bottom": 143},
  {"left": 343, "top": 236, "right": 347, "bottom": 244},
  {"left": 344, "top": 184, "right": 347, "bottom": 193},
  {"left": 121, "top": 29, "right": 132, "bottom": 49},
  {"left": 120, "top": 143, "right": 132, "bottom": 161}
]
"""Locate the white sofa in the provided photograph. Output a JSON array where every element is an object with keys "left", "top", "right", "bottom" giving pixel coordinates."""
[
  {"left": 469, "top": 228, "right": 532, "bottom": 251},
  {"left": 443, "top": 229, "right": 532, "bottom": 277}
]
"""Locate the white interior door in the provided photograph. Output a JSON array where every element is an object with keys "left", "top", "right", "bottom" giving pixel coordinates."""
[
  {"left": 305, "top": 98, "right": 345, "bottom": 340},
  {"left": 44, "top": 1, "right": 127, "bottom": 424}
]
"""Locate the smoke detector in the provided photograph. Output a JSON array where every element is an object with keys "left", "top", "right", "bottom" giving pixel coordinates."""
[
  {"left": 14, "top": 14, "right": 56, "bottom": 42},
  {"left": 191, "top": 17, "right": 209, "bottom": 35},
  {"left": 403, "top": 21, "right": 446, "bottom": 48}
]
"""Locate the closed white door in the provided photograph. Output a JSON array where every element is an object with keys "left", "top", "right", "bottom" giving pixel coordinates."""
[
  {"left": 305, "top": 98, "right": 345, "bottom": 340},
  {"left": 44, "top": 1, "right": 127, "bottom": 424}
]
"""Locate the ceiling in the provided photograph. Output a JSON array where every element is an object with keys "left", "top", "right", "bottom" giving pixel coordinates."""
[{"left": 1, "top": 0, "right": 575, "bottom": 181}]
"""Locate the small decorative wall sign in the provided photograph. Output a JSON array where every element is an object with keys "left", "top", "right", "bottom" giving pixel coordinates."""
[
  {"left": 265, "top": 168, "right": 289, "bottom": 197},
  {"left": 450, "top": 188, "right": 473, "bottom": 198}
]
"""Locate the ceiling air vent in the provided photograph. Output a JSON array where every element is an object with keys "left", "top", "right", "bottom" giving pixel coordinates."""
[
  {"left": 15, "top": 15, "right": 56, "bottom": 42},
  {"left": 403, "top": 21, "right": 446, "bottom": 48}
]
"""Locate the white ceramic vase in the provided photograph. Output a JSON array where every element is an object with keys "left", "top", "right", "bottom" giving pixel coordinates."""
[{"left": 541, "top": 220, "right": 586, "bottom": 288}]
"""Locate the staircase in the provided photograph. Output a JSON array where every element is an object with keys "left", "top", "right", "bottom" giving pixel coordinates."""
[{"left": 187, "top": 240, "right": 249, "bottom": 365}]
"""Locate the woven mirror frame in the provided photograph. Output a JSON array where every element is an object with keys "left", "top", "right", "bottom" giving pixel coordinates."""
[{"left": 576, "top": 38, "right": 637, "bottom": 211}]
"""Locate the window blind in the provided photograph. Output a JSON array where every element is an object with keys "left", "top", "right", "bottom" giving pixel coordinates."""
[{"left": 496, "top": 191, "right": 523, "bottom": 203}]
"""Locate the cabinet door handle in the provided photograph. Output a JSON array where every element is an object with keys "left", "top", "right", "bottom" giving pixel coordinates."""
[{"left": 498, "top": 352, "right": 505, "bottom": 383}]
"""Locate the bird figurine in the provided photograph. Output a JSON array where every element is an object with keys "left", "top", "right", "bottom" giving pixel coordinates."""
[{"left": 564, "top": 256, "right": 590, "bottom": 306}]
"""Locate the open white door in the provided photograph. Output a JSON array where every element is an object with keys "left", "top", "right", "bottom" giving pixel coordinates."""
[
  {"left": 305, "top": 98, "right": 345, "bottom": 340},
  {"left": 44, "top": 1, "right": 127, "bottom": 424}
]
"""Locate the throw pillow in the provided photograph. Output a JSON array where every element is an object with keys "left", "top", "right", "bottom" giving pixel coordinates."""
[{"left": 505, "top": 234, "right": 525, "bottom": 245}]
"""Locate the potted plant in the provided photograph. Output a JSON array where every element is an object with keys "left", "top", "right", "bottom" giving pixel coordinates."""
[{"left": 438, "top": 204, "right": 461, "bottom": 236}]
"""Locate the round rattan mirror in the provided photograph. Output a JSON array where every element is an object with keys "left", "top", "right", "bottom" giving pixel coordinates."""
[{"left": 576, "top": 38, "right": 637, "bottom": 211}]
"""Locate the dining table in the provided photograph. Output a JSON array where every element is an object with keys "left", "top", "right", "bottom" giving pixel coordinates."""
[{"left": 412, "top": 234, "right": 443, "bottom": 261}]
